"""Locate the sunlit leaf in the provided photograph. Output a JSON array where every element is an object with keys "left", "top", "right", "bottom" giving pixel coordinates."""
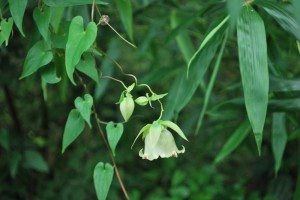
[
  {"left": 255, "top": 0, "right": 300, "bottom": 41},
  {"left": 62, "top": 109, "right": 85, "bottom": 153},
  {"left": 65, "top": 16, "right": 97, "bottom": 85},
  {"left": 237, "top": 5, "right": 268, "bottom": 156},
  {"left": 74, "top": 94, "right": 93, "bottom": 128},
  {"left": 0, "top": 18, "right": 13, "bottom": 47},
  {"left": 114, "top": 0, "right": 133, "bottom": 40},
  {"left": 8, "top": 0, "right": 27, "bottom": 37},
  {"left": 43, "top": 0, "right": 108, "bottom": 7},
  {"left": 272, "top": 112, "right": 287, "bottom": 175},
  {"left": 76, "top": 54, "right": 99, "bottom": 83},
  {"left": 163, "top": 17, "right": 227, "bottom": 120},
  {"left": 20, "top": 40, "right": 53, "bottom": 79},
  {"left": 106, "top": 122, "right": 124, "bottom": 156},
  {"left": 93, "top": 162, "right": 114, "bottom": 200},
  {"left": 33, "top": 6, "right": 52, "bottom": 42},
  {"left": 214, "top": 120, "right": 251, "bottom": 164}
]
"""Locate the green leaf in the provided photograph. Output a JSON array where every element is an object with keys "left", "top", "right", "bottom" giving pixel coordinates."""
[
  {"left": 33, "top": 6, "right": 52, "bottom": 42},
  {"left": 270, "top": 76, "right": 300, "bottom": 92},
  {"left": 126, "top": 83, "right": 135, "bottom": 93},
  {"left": 293, "top": 0, "right": 300, "bottom": 31},
  {"left": 170, "top": 11, "right": 195, "bottom": 64},
  {"left": 163, "top": 17, "right": 228, "bottom": 120},
  {"left": 255, "top": 0, "right": 300, "bottom": 41},
  {"left": 195, "top": 30, "right": 228, "bottom": 134},
  {"left": 106, "top": 122, "right": 124, "bottom": 156},
  {"left": 76, "top": 54, "right": 99, "bottom": 83},
  {"left": 114, "top": 0, "right": 133, "bottom": 41},
  {"left": 43, "top": 0, "right": 108, "bottom": 7},
  {"left": 50, "top": 7, "right": 65, "bottom": 33},
  {"left": 74, "top": 94, "right": 93, "bottom": 128},
  {"left": 20, "top": 40, "right": 53, "bottom": 79},
  {"left": 227, "top": 0, "right": 243, "bottom": 31},
  {"left": 41, "top": 65, "right": 61, "bottom": 84},
  {"left": 93, "top": 162, "right": 114, "bottom": 200},
  {"left": 0, "top": 18, "right": 13, "bottom": 47},
  {"left": 161, "top": 121, "right": 188, "bottom": 141},
  {"left": 272, "top": 112, "right": 287, "bottom": 175},
  {"left": 131, "top": 124, "right": 151, "bottom": 148},
  {"left": 214, "top": 120, "right": 251, "bottom": 164},
  {"left": 65, "top": 16, "right": 97, "bottom": 85},
  {"left": 24, "top": 150, "right": 49, "bottom": 172},
  {"left": 237, "top": 6, "right": 269, "bottom": 156},
  {"left": 150, "top": 93, "right": 168, "bottom": 101},
  {"left": 62, "top": 109, "right": 85, "bottom": 153},
  {"left": 8, "top": 0, "right": 27, "bottom": 37}
]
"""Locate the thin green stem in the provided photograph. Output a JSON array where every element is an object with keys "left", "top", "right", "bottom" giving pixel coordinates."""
[
  {"left": 106, "top": 23, "right": 136, "bottom": 48},
  {"left": 157, "top": 100, "right": 164, "bottom": 121},
  {"left": 137, "top": 84, "right": 155, "bottom": 95},
  {"left": 101, "top": 76, "right": 127, "bottom": 90}
]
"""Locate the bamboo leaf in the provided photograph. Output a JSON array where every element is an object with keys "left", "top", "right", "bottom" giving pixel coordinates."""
[
  {"left": 255, "top": 0, "right": 300, "bottom": 41},
  {"left": 43, "top": 0, "right": 108, "bottom": 7},
  {"left": 8, "top": 0, "right": 27, "bottom": 37},
  {"left": 237, "top": 6, "right": 269, "bottom": 155},
  {"left": 93, "top": 162, "right": 114, "bottom": 200},
  {"left": 272, "top": 112, "right": 287, "bottom": 175},
  {"left": 114, "top": 0, "right": 133, "bottom": 41},
  {"left": 65, "top": 16, "right": 97, "bottom": 85},
  {"left": 214, "top": 120, "right": 251, "bottom": 164},
  {"left": 163, "top": 17, "right": 228, "bottom": 120}
]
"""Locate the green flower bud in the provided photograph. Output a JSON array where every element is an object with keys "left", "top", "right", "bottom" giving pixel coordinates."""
[
  {"left": 135, "top": 96, "right": 148, "bottom": 106},
  {"left": 120, "top": 94, "right": 135, "bottom": 121}
]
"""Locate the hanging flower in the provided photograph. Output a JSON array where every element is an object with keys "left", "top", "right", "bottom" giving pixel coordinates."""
[{"left": 132, "top": 120, "right": 188, "bottom": 161}]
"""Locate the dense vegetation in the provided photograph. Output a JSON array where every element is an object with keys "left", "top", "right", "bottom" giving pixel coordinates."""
[{"left": 1, "top": 0, "right": 300, "bottom": 199}]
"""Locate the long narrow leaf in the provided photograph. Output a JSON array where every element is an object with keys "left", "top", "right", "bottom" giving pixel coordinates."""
[
  {"left": 255, "top": 0, "right": 300, "bottom": 41},
  {"left": 214, "top": 120, "right": 251, "bottom": 164},
  {"left": 237, "top": 6, "right": 269, "bottom": 156},
  {"left": 163, "top": 17, "right": 228, "bottom": 120},
  {"left": 272, "top": 112, "right": 287, "bottom": 175},
  {"left": 195, "top": 30, "right": 228, "bottom": 134},
  {"left": 114, "top": 0, "right": 133, "bottom": 41}
]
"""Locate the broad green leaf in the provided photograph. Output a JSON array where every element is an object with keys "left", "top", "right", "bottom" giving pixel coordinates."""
[
  {"left": 41, "top": 65, "right": 61, "bottom": 84},
  {"left": 50, "top": 7, "right": 65, "bottom": 33},
  {"left": 237, "top": 6, "right": 268, "bottom": 156},
  {"left": 0, "top": 18, "right": 13, "bottom": 47},
  {"left": 24, "top": 150, "right": 49, "bottom": 172},
  {"left": 8, "top": 0, "right": 27, "bottom": 37},
  {"left": 65, "top": 16, "right": 97, "bottom": 85},
  {"left": 195, "top": 30, "right": 228, "bottom": 134},
  {"left": 272, "top": 112, "right": 287, "bottom": 175},
  {"left": 227, "top": 0, "right": 243, "bottom": 31},
  {"left": 93, "top": 162, "right": 114, "bottom": 200},
  {"left": 106, "top": 122, "right": 124, "bottom": 156},
  {"left": 270, "top": 76, "right": 300, "bottom": 92},
  {"left": 293, "top": 0, "right": 300, "bottom": 31},
  {"left": 43, "top": 0, "right": 108, "bottom": 7},
  {"left": 20, "top": 40, "right": 53, "bottom": 79},
  {"left": 76, "top": 54, "right": 99, "bottom": 83},
  {"left": 214, "top": 120, "right": 251, "bottom": 164},
  {"left": 114, "top": 0, "right": 133, "bottom": 41},
  {"left": 161, "top": 121, "right": 188, "bottom": 141},
  {"left": 62, "top": 109, "right": 85, "bottom": 153},
  {"left": 74, "top": 94, "right": 93, "bottom": 128},
  {"left": 170, "top": 11, "right": 194, "bottom": 64},
  {"left": 163, "top": 17, "right": 227, "bottom": 120},
  {"left": 255, "top": 0, "right": 300, "bottom": 41},
  {"left": 33, "top": 6, "right": 52, "bottom": 42}
]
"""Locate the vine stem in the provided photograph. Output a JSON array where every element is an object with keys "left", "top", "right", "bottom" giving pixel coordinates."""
[{"left": 75, "top": 73, "right": 130, "bottom": 200}]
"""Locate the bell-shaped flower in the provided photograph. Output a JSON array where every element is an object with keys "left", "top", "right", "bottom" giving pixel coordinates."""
[
  {"left": 120, "top": 93, "right": 135, "bottom": 121},
  {"left": 132, "top": 120, "right": 188, "bottom": 161}
]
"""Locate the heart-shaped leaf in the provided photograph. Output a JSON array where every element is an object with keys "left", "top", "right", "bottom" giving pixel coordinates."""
[
  {"left": 106, "top": 122, "right": 124, "bottom": 156},
  {"left": 0, "top": 18, "right": 13, "bottom": 47},
  {"left": 74, "top": 94, "right": 93, "bottom": 128},
  {"left": 41, "top": 65, "right": 61, "bottom": 84},
  {"left": 8, "top": 0, "right": 27, "bottom": 37},
  {"left": 33, "top": 6, "right": 52, "bottom": 42},
  {"left": 93, "top": 162, "right": 114, "bottom": 200},
  {"left": 62, "top": 109, "right": 85, "bottom": 153},
  {"left": 20, "top": 40, "right": 53, "bottom": 79},
  {"left": 65, "top": 16, "right": 97, "bottom": 85},
  {"left": 76, "top": 53, "right": 99, "bottom": 83}
]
